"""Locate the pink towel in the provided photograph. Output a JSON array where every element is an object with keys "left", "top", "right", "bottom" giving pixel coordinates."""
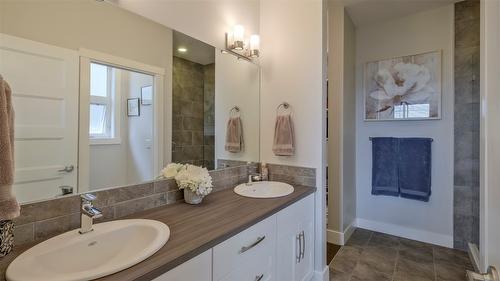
[
  {"left": 273, "top": 114, "right": 295, "bottom": 156},
  {"left": 225, "top": 117, "right": 243, "bottom": 153},
  {"left": 0, "top": 77, "right": 20, "bottom": 220}
]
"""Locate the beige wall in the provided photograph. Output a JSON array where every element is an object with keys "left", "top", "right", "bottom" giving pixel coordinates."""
[
  {"left": 260, "top": 0, "right": 326, "bottom": 273},
  {"left": 110, "top": 0, "right": 259, "bottom": 51},
  {"left": 1, "top": 0, "right": 173, "bottom": 170},
  {"left": 215, "top": 51, "right": 260, "bottom": 165},
  {"left": 1, "top": 0, "right": 172, "bottom": 71}
]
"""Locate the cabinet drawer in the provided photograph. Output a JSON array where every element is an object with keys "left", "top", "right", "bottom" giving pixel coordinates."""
[
  {"left": 153, "top": 250, "right": 212, "bottom": 281},
  {"left": 219, "top": 251, "right": 274, "bottom": 281},
  {"left": 213, "top": 215, "right": 276, "bottom": 281}
]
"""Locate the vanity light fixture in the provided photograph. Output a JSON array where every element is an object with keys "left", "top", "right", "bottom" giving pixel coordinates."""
[{"left": 225, "top": 25, "right": 260, "bottom": 61}]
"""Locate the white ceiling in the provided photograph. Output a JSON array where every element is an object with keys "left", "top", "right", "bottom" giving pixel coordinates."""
[
  {"left": 173, "top": 31, "right": 215, "bottom": 65},
  {"left": 343, "top": 0, "right": 461, "bottom": 27}
]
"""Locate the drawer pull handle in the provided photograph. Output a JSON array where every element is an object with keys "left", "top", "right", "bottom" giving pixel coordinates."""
[
  {"left": 239, "top": 236, "right": 266, "bottom": 254},
  {"left": 300, "top": 231, "right": 305, "bottom": 260},
  {"left": 296, "top": 234, "right": 301, "bottom": 263},
  {"left": 255, "top": 274, "right": 264, "bottom": 281}
]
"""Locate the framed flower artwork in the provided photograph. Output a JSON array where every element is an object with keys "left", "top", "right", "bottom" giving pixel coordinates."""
[{"left": 364, "top": 51, "right": 442, "bottom": 121}]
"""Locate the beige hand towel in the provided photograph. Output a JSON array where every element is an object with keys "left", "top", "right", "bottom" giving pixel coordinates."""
[
  {"left": 273, "top": 114, "right": 295, "bottom": 156},
  {"left": 225, "top": 117, "right": 243, "bottom": 153},
  {"left": 0, "top": 77, "right": 20, "bottom": 220}
]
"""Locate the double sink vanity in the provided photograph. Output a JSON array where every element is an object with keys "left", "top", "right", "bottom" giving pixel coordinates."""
[{"left": 6, "top": 182, "right": 314, "bottom": 281}]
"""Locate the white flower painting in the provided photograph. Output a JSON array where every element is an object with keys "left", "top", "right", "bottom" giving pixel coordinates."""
[{"left": 364, "top": 51, "right": 441, "bottom": 121}]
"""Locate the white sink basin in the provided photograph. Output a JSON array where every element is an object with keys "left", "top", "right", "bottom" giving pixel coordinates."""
[
  {"left": 6, "top": 219, "right": 169, "bottom": 281},
  {"left": 234, "top": 181, "right": 294, "bottom": 198}
]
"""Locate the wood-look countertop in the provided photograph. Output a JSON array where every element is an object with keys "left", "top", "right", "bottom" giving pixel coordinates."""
[{"left": 94, "top": 185, "right": 315, "bottom": 281}]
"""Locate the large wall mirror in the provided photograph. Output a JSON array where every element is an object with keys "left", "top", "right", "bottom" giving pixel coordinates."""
[{"left": 0, "top": 0, "right": 260, "bottom": 203}]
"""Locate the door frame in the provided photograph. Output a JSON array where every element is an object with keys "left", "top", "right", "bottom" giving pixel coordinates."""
[
  {"left": 480, "top": 0, "right": 500, "bottom": 272},
  {"left": 78, "top": 48, "right": 165, "bottom": 192}
]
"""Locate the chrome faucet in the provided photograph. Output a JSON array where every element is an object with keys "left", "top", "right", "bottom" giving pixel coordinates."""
[
  {"left": 247, "top": 174, "right": 263, "bottom": 185},
  {"left": 79, "top": 194, "right": 102, "bottom": 234}
]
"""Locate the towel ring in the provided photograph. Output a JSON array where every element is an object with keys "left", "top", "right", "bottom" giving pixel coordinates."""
[
  {"left": 276, "top": 102, "right": 291, "bottom": 115},
  {"left": 230, "top": 106, "right": 240, "bottom": 117}
]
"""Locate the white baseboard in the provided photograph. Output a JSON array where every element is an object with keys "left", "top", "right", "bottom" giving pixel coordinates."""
[
  {"left": 327, "top": 228, "right": 343, "bottom": 245},
  {"left": 327, "top": 221, "right": 356, "bottom": 245},
  {"left": 355, "top": 218, "right": 453, "bottom": 248},
  {"left": 344, "top": 222, "right": 355, "bottom": 242},
  {"left": 313, "top": 266, "right": 329, "bottom": 281}
]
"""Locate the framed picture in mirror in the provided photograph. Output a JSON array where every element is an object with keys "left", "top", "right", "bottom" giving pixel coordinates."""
[
  {"left": 141, "top": 85, "right": 153, "bottom": 105},
  {"left": 127, "top": 98, "right": 140, "bottom": 117}
]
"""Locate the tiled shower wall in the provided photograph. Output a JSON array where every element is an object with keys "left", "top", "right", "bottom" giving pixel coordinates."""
[
  {"left": 172, "top": 57, "right": 215, "bottom": 168},
  {"left": 172, "top": 56, "right": 205, "bottom": 166},
  {"left": 203, "top": 64, "right": 215, "bottom": 170},
  {"left": 453, "top": 0, "right": 480, "bottom": 250}
]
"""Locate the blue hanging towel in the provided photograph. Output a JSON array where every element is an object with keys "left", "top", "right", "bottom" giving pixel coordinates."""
[
  {"left": 398, "top": 138, "right": 432, "bottom": 202},
  {"left": 371, "top": 137, "right": 399, "bottom": 197}
]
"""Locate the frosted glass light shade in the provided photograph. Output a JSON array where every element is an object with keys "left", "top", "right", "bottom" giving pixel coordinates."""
[
  {"left": 250, "top": 35, "right": 260, "bottom": 51},
  {"left": 233, "top": 25, "right": 245, "bottom": 42}
]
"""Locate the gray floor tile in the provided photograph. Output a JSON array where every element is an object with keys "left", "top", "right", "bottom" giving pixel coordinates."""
[
  {"left": 330, "top": 246, "right": 362, "bottom": 274},
  {"left": 359, "top": 246, "right": 398, "bottom": 275},
  {"left": 368, "top": 232, "right": 400, "bottom": 248},
  {"left": 395, "top": 257, "right": 436, "bottom": 281},
  {"left": 345, "top": 228, "right": 372, "bottom": 249},
  {"left": 350, "top": 261, "right": 392, "bottom": 281},
  {"left": 434, "top": 246, "right": 473, "bottom": 268},
  {"left": 329, "top": 268, "right": 351, "bottom": 281},
  {"left": 436, "top": 262, "right": 469, "bottom": 281},
  {"left": 335, "top": 231, "right": 474, "bottom": 281},
  {"left": 398, "top": 246, "right": 434, "bottom": 263}
]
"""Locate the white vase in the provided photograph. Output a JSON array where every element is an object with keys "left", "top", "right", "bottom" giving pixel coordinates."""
[{"left": 184, "top": 188, "right": 204, "bottom": 204}]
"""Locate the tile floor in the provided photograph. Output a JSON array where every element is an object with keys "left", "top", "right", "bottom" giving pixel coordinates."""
[
  {"left": 329, "top": 228, "right": 473, "bottom": 281},
  {"left": 327, "top": 242, "right": 342, "bottom": 265}
]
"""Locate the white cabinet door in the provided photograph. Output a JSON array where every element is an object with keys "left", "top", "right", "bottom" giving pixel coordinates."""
[
  {"left": 153, "top": 250, "right": 212, "bottom": 281},
  {"left": 276, "top": 194, "right": 315, "bottom": 281},
  {"left": 0, "top": 33, "right": 79, "bottom": 202}
]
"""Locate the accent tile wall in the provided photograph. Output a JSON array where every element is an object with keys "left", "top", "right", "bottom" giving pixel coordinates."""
[
  {"left": 453, "top": 0, "right": 480, "bottom": 250},
  {"left": 172, "top": 57, "right": 215, "bottom": 170}
]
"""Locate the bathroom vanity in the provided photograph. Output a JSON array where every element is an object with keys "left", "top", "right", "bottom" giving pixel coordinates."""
[
  {"left": 156, "top": 194, "right": 314, "bottom": 281},
  {"left": 93, "top": 185, "right": 315, "bottom": 281}
]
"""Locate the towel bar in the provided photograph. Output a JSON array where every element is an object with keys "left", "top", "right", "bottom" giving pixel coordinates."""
[{"left": 369, "top": 137, "right": 434, "bottom": 142}]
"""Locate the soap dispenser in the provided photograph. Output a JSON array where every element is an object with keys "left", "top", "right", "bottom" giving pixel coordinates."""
[{"left": 261, "top": 162, "right": 269, "bottom": 181}]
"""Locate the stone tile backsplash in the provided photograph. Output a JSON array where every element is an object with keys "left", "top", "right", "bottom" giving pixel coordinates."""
[
  {"left": 267, "top": 164, "right": 316, "bottom": 187},
  {"left": 11, "top": 163, "right": 315, "bottom": 248},
  {"left": 13, "top": 165, "right": 248, "bottom": 247}
]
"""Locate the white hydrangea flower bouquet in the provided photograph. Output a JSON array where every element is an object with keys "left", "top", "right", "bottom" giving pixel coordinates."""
[{"left": 160, "top": 163, "right": 213, "bottom": 204}]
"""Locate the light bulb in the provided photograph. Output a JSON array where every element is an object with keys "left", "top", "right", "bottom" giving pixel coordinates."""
[
  {"left": 233, "top": 25, "right": 245, "bottom": 50},
  {"left": 250, "top": 35, "right": 260, "bottom": 51}
]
